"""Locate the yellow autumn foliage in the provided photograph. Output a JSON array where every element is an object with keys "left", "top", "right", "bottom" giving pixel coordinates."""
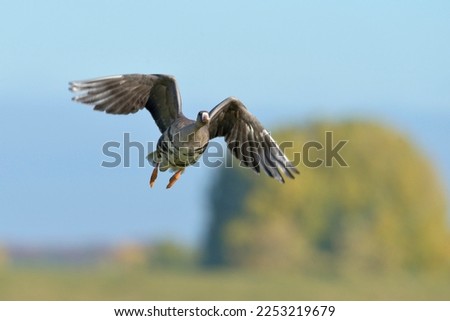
[{"left": 203, "top": 121, "right": 450, "bottom": 274}]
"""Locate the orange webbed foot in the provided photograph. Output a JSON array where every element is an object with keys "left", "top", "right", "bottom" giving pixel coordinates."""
[
  {"left": 166, "top": 169, "right": 184, "bottom": 189},
  {"left": 149, "top": 164, "right": 159, "bottom": 188}
]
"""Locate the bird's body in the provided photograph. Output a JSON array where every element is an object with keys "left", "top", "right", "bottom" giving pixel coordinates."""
[
  {"left": 149, "top": 116, "right": 209, "bottom": 171},
  {"left": 69, "top": 74, "right": 298, "bottom": 188}
]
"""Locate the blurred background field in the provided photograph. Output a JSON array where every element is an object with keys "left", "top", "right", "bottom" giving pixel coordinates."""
[
  {"left": 2, "top": 267, "right": 450, "bottom": 300},
  {"left": 1, "top": 1, "right": 450, "bottom": 300},
  {"left": 1, "top": 237, "right": 450, "bottom": 301}
]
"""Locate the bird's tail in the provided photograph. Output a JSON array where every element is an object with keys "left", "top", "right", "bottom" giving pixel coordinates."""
[
  {"left": 147, "top": 151, "right": 172, "bottom": 172},
  {"left": 146, "top": 151, "right": 158, "bottom": 167}
]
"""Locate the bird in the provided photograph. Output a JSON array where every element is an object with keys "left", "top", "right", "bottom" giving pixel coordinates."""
[{"left": 69, "top": 74, "right": 299, "bottom": 188}]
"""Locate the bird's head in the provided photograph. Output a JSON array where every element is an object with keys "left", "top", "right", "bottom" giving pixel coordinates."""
[{"left": 196, "top": 111, "right": 210, "bottom": 126}]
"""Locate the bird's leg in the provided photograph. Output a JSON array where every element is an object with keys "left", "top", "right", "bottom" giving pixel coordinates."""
[
  {"left": 149, "top": 163, "right": 159, "bottom": 188},
  {"left": 166, "top": 169, "right": 184, "bottom": 189}
]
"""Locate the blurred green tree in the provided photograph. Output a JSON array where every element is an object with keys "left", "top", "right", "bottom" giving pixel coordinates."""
[{"left": 202, "top": 121, "right": 450, "bottom": 274}]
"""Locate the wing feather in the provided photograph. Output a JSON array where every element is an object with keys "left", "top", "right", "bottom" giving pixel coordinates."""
[
  {"left": 208, "top": 97, "right": 299, "bottom": 183},
  {"left": 69, "top": 74, "right": 182, "bottom": 132}
]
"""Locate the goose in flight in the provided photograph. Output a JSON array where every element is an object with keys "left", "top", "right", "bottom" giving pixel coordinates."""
[{"left": 69, "top": 74, "right": 299, "bottom": 188}]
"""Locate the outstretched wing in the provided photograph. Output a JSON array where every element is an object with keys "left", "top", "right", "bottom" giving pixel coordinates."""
[
  {"left": 208, "top": 97, "right": 299, "bottom": 183},
  {"left": 69, "top": 74, "right": 182, "bottom": 133}
]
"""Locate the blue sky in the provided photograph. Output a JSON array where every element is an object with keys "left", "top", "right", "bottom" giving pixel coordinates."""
[{"left": 1, "top": 1, "right": 449, "bottom": 247}]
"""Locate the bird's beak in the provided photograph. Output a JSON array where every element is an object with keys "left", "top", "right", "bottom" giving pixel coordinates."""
[{"left": 202, "top": 112, "right": 210, "bottom": 123}]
